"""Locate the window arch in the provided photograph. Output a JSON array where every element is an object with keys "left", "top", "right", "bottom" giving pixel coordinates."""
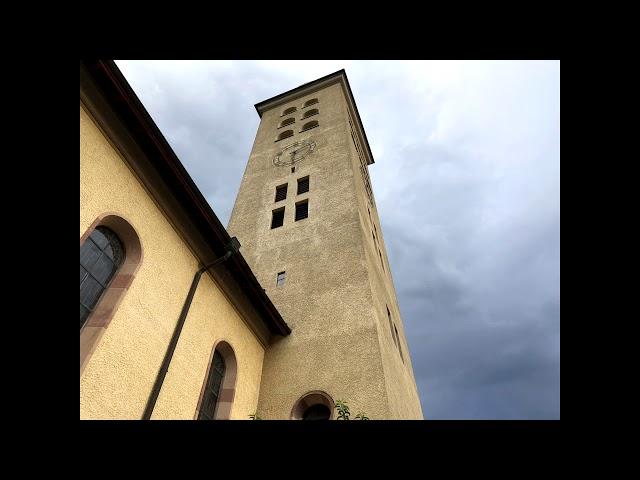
[
  {"left": 196, "top": 341, "right": 238, "bottom": 420},
  {"left": 80, "top": 213, "right": 143, "bottom": 375},
  {"left": 282, "top": 106, "right": 297, "bottom": 116},
  {"left": 303, "top": 98, "right": 319, "bottom": 108},
  {"left": 302, "top": 108, "right": 319, "bottom": 119},
  {"left": 300, "top": 120, "right": 319, "bottom": 132},
  {"left": 276, "top": 130, "right": 294, "bottom": 141},
  {"left": 279, "top": 117, "right": 295, "bottom": 128},
  {"left": 291, "top": 390, "right": 334, "bottom": 420}
]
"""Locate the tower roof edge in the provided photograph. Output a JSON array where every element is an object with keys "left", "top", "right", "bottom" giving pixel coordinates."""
[{"left": 254, "top": 69, "right": 375, "bottom": 165}]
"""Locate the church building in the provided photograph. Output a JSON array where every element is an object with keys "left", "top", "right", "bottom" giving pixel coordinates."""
[{"left": 80, "top": 60, "right": 423, "bottom": 419}]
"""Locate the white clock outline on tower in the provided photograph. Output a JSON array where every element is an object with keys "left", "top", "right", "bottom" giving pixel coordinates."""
[{"left": 273, "top": 139, "right": 316, "bottom": 167}]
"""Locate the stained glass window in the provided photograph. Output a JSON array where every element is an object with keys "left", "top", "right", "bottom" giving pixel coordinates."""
[{"left": 80, "top": 226, "right": 125, "bottom": 329}]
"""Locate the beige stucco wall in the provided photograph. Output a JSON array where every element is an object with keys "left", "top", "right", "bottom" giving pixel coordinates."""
[
  {"left": 80, "top": 103, "right": 265, "bottom": 420},
  {"left": 228, "top": 81, "right": 423, "bottom": 419}
]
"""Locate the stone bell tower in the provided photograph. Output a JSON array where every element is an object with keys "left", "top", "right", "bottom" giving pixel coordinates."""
[{"left": 227, "top": 70, "right": 423, "bottom": 419}]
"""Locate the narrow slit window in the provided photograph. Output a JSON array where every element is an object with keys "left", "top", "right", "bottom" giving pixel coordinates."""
[
  {"left": 297, "top": 176, "right": 310, "bottom": 195},
  {"left": 379, "top": 250, "right": 385, "bottom": 271},
  {"left": 275, "top": 183, "right": 288, "bottom": 202},
  {"left": 271, "top": 208, "right": 285, "bottom": 229},
  {"left": 276, "top": 271, "right": 286, "bottom": 287},
  {"left": 387, "top": 306, "right": 396, "bottom": 347},
  {"left": 295, "top": 200, "right": 309, "bottom": 221},
  {"left": 394, "top": 324, "right": 404, "bottom": 363}
]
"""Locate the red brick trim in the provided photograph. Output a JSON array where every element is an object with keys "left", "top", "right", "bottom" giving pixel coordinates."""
[
  {"left": 194, "top": 340, "right": 238, "bottom": 420},
  {"left": 80, "top": 213, "right": 143, "bottom": 375}
]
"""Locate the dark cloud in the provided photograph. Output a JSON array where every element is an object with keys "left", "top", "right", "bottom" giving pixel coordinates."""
[{"left": 116, "top": 60, "right": 560, "bottom": 419}]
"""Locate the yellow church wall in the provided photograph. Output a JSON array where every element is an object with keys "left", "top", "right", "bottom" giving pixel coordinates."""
[{"left": 80, "top": 103, "right": 265, "bottom": 420}]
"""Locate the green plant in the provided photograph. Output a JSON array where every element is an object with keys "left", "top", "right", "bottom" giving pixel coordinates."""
[{"left": 335, "top": 399, "right": 370, "bottom": 420}]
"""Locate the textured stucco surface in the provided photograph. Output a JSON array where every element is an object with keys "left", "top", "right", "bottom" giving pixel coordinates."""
[
  {"left": 80, "top": 104, "right": 265, "bottom": 420},
  {"left": 227, "top": 81, "right": 423, "bottom": 419}
]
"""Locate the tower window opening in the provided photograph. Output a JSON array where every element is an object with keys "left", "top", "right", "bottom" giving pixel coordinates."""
[
  {"left": 387, "top": 306, "right": 396, "bottom": 347},
  {"left": 276, "top": 130, "right": 294, "bottom": 142},
  {"left": 394, "top": 324, "right": 404, "bottom": 363},
  {"left": 300, "top": 120, "right": 319, "bottom": 132},
  {"left": 276, "top": 271, "right": 286, "bottom": 287},
  {"left": 271, "top": 208, "right": 285, "bottom": 229},
  {"left": 291, "top": 166, "right": 295, "bottom": 173},
  {"left": 279, "top": 117, "right": 295, "bottom": 128},
  {"left": 297, "top": 176, "right": 310, "bottom": 195},
  {"left": 275, "top": 183, "right": 288, "bottom": 202},
  {"left": 303, "top": 404, "right": 330, "bottom": 420},
  {"left": 282, "top": 106, "right": 297, "bottom": 116},
  {"left": 295, "top": 200, "right": 309, "bottom": 221},
  {"left": 303, "top": 98, "right": 319, "bottom": 108},
  {"left": 303, "top": 108, "right": 319, "bottom": 119}
]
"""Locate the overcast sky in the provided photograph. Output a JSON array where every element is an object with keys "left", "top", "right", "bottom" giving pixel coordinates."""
[{"left": 115, "top": 60, "right": 560, "bottom": 420}]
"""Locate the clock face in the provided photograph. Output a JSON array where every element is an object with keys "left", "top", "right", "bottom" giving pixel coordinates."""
[{"left": 274, "top": 139, "right": 316, "bottom": 167}]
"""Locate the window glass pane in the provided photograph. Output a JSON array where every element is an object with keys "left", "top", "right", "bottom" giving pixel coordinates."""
[
  {"left": 90, "top": 253, "right": 116, "bottom": 286},
  {"left": 80, "top": 275, "right": 104, "bottom": 311},
  {"left": 96, "top": 226, "right": 125, "bottom": 265},
  {"left": 80, "top": 304, "right": 90, "bottom": 329},
  {"left": 213, "top": 352, "right": 226, "bottom": 374},
  {"left": 90, "top": 228, "right": 109, "bottom": 250},
  {"left": 80, "top": 265, "right": 88, "bottom": 284},
  {"left": 203, "top": 393, "right": 218, "bottom": 418},
  {"left": 80, "top": 239, "right": 102, "bottom": 270}
]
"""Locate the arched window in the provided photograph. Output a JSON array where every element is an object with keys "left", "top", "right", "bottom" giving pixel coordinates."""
[
  {"left": 198, "top": 350, "right": 226, "bottom": 420},
  {"left": 279, "top": 117, "right": 295, "bottom": 128},
  {"left": 291, "top": 391, "right": 334, "bottom": 420},
  {"left": 302, "top": 108, "right": 319, "bottom": 119},
  {"left": 196, "top": 341, "right": 238, "bottom": 420},
  {"left": 303, "top": 98, "right": 319, "bottom": 108},
  {"left": 276, "top": 130, "right": 294, "bottom": 141},
  {"left": 300, "top": 120, "right": 319, "bottom": 132},
  {"left": 80, "top": 214, "right": 143, "bottom": 375},
  {"left": 282, "top": 106, "right": 297, "bottom": 116},
  {"left": 80, "top": 226, "right": 125, "bottom": 330}
]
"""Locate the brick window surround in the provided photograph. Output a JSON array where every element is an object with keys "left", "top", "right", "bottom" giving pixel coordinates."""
[
  {"left": 194, "top": 340, "right": 238, "bottom": 420},
  {"left": 80, "top": 213, "right": 143, "bottom": 375}
]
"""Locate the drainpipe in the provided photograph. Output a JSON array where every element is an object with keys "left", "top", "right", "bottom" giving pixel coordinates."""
[{"left": 142, "top": 237, "right": 241, "bottom": 420}]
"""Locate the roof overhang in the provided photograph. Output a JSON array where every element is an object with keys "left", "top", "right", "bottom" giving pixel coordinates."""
[
  {"left": 80, "top": 60, "right": 291, "bottom": 344},
  {"left": 255, "top": 69, "right": 375, "bottom": 165}
]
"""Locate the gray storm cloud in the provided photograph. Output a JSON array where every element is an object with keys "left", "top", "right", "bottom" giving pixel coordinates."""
[{"left": 115, "top": 60, "right": 560, "bottom": 419}]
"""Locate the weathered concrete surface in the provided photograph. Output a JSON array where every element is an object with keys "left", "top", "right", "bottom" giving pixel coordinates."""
[{"left": 228, "top": 77, "right": 423, "bottom": 419}]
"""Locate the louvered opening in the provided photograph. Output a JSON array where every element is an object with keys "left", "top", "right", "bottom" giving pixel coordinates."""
[
  {"left": 295, "top": 201, "right": 309, "bottom": 221},
  {"left": 283, "top": 106, "right": 297, "bottom": 115},
  {"left": 301, "top": 120, "right": 318, "bottom": 132},
  {"left": 279, "top": 117, "right": 295, "bottom": 128},
  {"left": 271, "top": 208, "right": 285, "bottom": 229},
  {"left": 276, "top": 130, "right": 293, "bottom": 142},
  {"left": 275, "top": 183, "right": 288, "bottom": 202},
  {"left": 303, "top": 98, "right": 319, "bottom": 108},
  {"left": 303, "top": 108, "right": 319, "bottom": 119},
  {"left": 297, "top": 176, "right": 310, "bottom": 195}
]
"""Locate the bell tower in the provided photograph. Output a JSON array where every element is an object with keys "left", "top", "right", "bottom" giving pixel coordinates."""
[{"left": 227, "top": 70, "right": 423, "bottom": 419}]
